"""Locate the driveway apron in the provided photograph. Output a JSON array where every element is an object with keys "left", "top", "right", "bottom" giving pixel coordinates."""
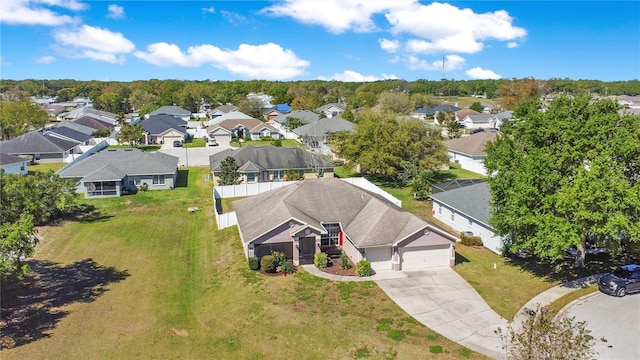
[{"left": 374, "top": 267, "right": 507, "bottom": 359}]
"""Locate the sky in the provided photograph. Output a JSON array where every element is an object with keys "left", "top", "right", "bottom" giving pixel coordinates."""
[{"left": 0, "top": 0, "right": 638, "bottom": 82}]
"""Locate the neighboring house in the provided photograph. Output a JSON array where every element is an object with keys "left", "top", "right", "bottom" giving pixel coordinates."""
[
  {"left": 0, "top": 153, "right": 28, "bottom": 175},
  {"left": 58, "top": 107, "right": 117, "bottom": 124},
  {"left": 147, "top": 105, "right": 192, "bottom": 121},
  {"left": 43, "top": 124, "right": 94, "bottom": 145},
  {"left": 209, "top": 145, "right": 334, "bottom": 185},
  {"left": 205, "top": 111, "right": 254, "bottom": 127},
  {"left": 73, "top": 116, "right": 115, "bottom": 132},
  {"left": 246, "top": 92, "right": 273, "bottom": 107},
  {"left": 445, "top": 129, "right": 500, "bottom": 176},
  {"left": 293, "top": 117, "right": 355, "bottom": 148},
  {"left": 141, "top": 114, "right": 188, "bottom": 145},
  {"left": 455, "top": 109, "right": 481, "bottom": 122},
  {"left": 57, "top": 148, "right": 179, "bottom": 198},
  {"left": 275, "top": 104, "right": 292, "bottom": 113},
  {"left": 461, "top": 111, "right": 512, "bottom": 130},
  {"left": 430, "top": 181, "right": 502, "bottom": 254},
  {"left": 262, "top": 108, "right": 282, "bottom": 121},
  {"left": 412, "top": 105, "right": 461, "bottom": 122},
  {"left": 316, "top": 103, "right": 346, "bottom": 118},
  {"left": 234, "top": 178, "right": 458, "bottom": 270},
  {"left": 208, "top": 104, "right": 239, "bottom": 119},
  {"left": 0, "top": 131, "right": 82, "bottom": 163},
  {"left": 206, "top": 118, "right": 281, "bottom": 145},
  {"left": 271, "top": 110, "right": 320, "bottom": 129}
]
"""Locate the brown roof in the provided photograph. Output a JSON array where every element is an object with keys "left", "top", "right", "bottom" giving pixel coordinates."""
[
  {"left": 206, "top": 118, "right": 278, "bottom": 133},
  {"left": 445, "top": 129, "right": 500, "bottom": 156},
  {"left": 456, "top": 109, "right": 481, "bottom": 119}
]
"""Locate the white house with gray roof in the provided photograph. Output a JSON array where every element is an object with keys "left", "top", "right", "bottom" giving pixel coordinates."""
[
  {"left": 461, "top": 111, "right": 513, "bottom": 130},
  {"left": 430, "top": 182, "right": 502, "bottom": 254},
  {"left": 0, "top": 153, "right": 28, "bottom": 175},
  {"left": 445, "top": 129, "right": 500, "bottom": 176},
  {"left": 147, "top": 105, "right": 192, "bottom": 121},
  {"left": 234, "top": 178, "right": 457, "bottom": 270},
  {"left": 57, "top": 148, "right": 179, "bottom": 198}
]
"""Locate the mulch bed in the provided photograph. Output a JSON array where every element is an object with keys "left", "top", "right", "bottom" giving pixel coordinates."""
[{"left": 321, "top": 257, "right": 357, "bottom": 276}]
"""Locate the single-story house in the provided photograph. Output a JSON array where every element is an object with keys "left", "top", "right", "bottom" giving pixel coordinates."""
[
  {"left": 141, "top": 114, "right": 188, "bottom": 145},
  {"left": 445, "top": 129, "right": 500, "bottom": 176},
  {"left": 271, "top": 110, "right": 320, "bottom": 129},
  {"left": 147, "top": 105, "right": 192, "bottom": 121},
  {"left": 57, "top": 148, "right": 179, "bottom": 198},
  {"left": 234, "top": 178, "right": 458, "bottom": 270},
  {"left": 0, "top": 153, "right": 28, "bottom": 175},
  {"left": 430, "top": 181, "right": 502, "bottom": 254},
  {"left": 293, "top": 117, "right": 355, "bottom": 148},
  {"left": 206, "top": 118, "right": 282, "bottom": 145},
  {"left": 208, "top": 104, "right": 239, "bottom": 119},
  {"left": 461, "top": 111, "right": 512, "bottom": 130},
  {"left": 411, "top": 105, "right": 461, "bottom": 122},
  {"left": 316, "top": 103, "right": 346, "bottom": 118},
  {"left": 0, "top": 131, "right": 82, "bottom": 163},
  {"left": 42, "top": 125, "right": 93, "bottom": 145},
  {"left": 455, "top": 109, "right": 481, "bottom": 123},
  {"left": 73, "top": 116, "right": 115, "bottom": 132},
  {"left": 58, "top": 107, "right": 117, "bottom": 125},
  {"left": 209, "top": 145, "right": 334, "bottom": 185}
]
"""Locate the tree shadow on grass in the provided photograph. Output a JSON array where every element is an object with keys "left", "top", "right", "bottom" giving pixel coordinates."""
[
  {"left": 64, "top": 203, "right": 114, "bottom": 223},
  {"left": 503, "top": 252, "right": 618, "bottom": 285},
  {"left": 455, "top": 252, "right": 470, "bottom": 265},
  {"left": 0, "top": 259, "right": 129, "bottom": 349},
  {"left": 175, "top": 169, "right": 189, "bottom": 188}
]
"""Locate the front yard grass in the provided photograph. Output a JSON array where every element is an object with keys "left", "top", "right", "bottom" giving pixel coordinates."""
[{"left": 2, "top": 167, "right": 486, "bottom": 359}]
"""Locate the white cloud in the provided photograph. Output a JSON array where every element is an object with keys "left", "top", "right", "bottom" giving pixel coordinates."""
[
  {"left": 220, "top": 10, "right": 247, "bottom": 25},
  {"left": 261, "top": 0, "right": 415, "bottom": 34},
  {"left": 35, "top": 55, "right": 56, "bottom": 63},
  {"left": 201, "top": 6, "right": 215, "bottom": 14},
  {"left": 0, "top": 0, "right": 84, "bottom": 26},
  {"left": 466, "top": 67, "right": 501, "bottom": 80},
  {"left": 107, "top": 4, "right": 124, "bottom": 19},
  {"left": 507, "top": 41, "right": 520, "bottom": 48},
  {"left": 379, "top": 38, "right": 400, "bottom": 53},
  {"left": 134, "top": 42, "right": 309, "bottom": 80},
  {"left": 403, "top": 54, "right": 465, "bottom": 71},
  {"left": 52, "top": 25, "right": 135, "bottom": 63},
  {"left": 386, "top": 2, "right": 526, "bottom": 54},
  {"left": 0, "top": 56, "right": 8, "bottom": 65},
  {"left": 316, "top": 70, "right": 397, "bottom": 82}
]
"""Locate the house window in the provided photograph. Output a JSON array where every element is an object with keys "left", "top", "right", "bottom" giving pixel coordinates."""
[
  {"left": 152, "top": 175, "right": 165, "bottom": 185},
  {"left": 468, "top": 219, "right": 473, "bottom": 228},
  {"left": 299, "top": 170, "right": 305, "bottom": 178},
  {"left": 321, "top": 223, "right": 341, "bottom": 247},
  {"left": 246, "top": 173, "right": 256, "bottom": 182},
  {"left": 273, "top": 170, "right": 284, "bottom": 181},
  {"left": 318, "top": 168, "right": 325, "bottom": 178},
  {"left": 450, "top": 212, "right": 455, "bottom": 222},
  {"left": 20, "top": 165, "right": 25, "bottom": 171},
  {"left": 438, "top": 205, "right": 442, "bottom": 215}
]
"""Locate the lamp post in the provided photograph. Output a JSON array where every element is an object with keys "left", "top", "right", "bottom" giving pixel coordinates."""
[{"left": 185, "top": 144, "right": 189, "bottom": 167}]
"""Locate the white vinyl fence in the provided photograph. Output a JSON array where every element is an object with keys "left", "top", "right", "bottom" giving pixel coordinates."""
[{"left": 213, "top": 178, "right": 400, "bottom": 230}]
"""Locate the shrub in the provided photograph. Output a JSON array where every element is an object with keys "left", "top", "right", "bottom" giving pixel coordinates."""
[
  {"left": 260, "top": 255, "right": 276, "bottom": 273},
  {"left": 272, "top": 139, "right": 283, "bottom": 147},
  {"left": 272, "top": 251, "right": 287, "bottom": 267},
  {"left": 356, "top": 260, "right": 371, "bottom": 277},
  {"left": 277, "top": 261, "right": 297, "bottom": 275},
  {"left": 139, "top": 183, "right": 149, "bottom": 192},
  {"left": 314, "top": 252, "right": 328, "bottom": 269},
  {"left": 260, "top": 136, "right": 274, "bottom": 141},
  {"left": 460, "top": 232, "right": 483, "bottom": 246},
  {"left": 248, "top": 257, "right": 260, "bottom": 271},
  {"left": 340, "top": 251, "right": 350, "bottom": 270}
]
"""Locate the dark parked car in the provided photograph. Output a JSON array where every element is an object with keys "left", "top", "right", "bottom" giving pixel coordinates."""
[
  {"left": 598, "top": 264, "right": 640, "bottom": 297},
  {"left": 172, "top": 140, "right": 182, "bottom": 147}
]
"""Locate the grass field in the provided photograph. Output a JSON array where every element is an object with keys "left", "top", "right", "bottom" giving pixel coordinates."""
[{"left": 1, "top": 167, "right": 486, "bottom": 359}]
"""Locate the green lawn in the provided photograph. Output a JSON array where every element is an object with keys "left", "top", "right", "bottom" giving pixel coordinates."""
[
  {"left": 2, "top": 167, "right": 486, "bottom": 359},
  {"left": 184, "top": 138, "right": 206, "bottom": 148},
  {"left": 28, "top": 162, "right": 66, "bottom": 174}
]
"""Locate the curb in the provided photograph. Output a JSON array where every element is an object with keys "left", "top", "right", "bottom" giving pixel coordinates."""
[{"left": 557, "top": 291, "right": 602, "bottom": 319}]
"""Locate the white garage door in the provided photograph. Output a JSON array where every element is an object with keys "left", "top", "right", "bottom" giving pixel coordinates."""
[
  {"left": 365, "top": 247, "right": 392, "bottom": 271},
  {"left": 213, "top": 134, "right": 231, "bottom": 145},
  {"left": 400, "top": 245, "right": 450, "bottom": 269}
]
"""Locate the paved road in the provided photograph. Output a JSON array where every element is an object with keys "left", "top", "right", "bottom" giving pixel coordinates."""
[
  {"left": 563, "top": 292, "right": 640, "bottom": 359},
  {"left": 159, "top": 145, "right": 229, "bottom": 167},
  {"left": 374, "top": 268, "right": 508, "bottom": 359}
]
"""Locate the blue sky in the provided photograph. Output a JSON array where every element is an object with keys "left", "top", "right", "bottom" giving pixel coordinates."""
[{"left": 1, "top": 1, "right": 638, "bottom": 82}]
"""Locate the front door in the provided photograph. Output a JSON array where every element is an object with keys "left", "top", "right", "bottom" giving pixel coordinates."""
[{"left": 299, "top": 237, "right": 315, "bottom": 265}]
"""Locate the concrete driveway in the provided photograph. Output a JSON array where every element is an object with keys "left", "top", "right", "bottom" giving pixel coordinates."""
[
  {"left": 159, "top": 145, "right": 229, "bottom": 167},
  {"left": 374, "top": 268, "right": 508, "bottom": 359},
  {"left": 563, "top": 292, "right": 640, "bottom": 359}
]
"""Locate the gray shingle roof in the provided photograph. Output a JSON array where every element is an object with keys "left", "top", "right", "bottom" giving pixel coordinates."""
[
  {"left": 234, "top": 178, "right": 431, "bottom": 247},
  {"left": 73, "top": 116, "right": 113, "bottom": 130},
  {"left": 0, "top": 131, "right": 79, "bottom": 154},
  {"left": 272, "top": 110, "right": 320, "bottom": 125},
  {"left": 430, "top": 182, "right": 492, "bottom": 226},
  {"left": 0, "top": 153, "right": 26, "bottom": 165},
  {"left": 60, "top": 107, "right": 117, "bottom": 124},
  {"left": 141, "top": 115, "right": 188, "bottom": 135},
  {"left": 206, "top": 118, "right": 278, "bottom": 134},
  {"left": 445, "top": 129, "right": 500, "bottom": 156},
  {"left": 44, "top": 126, "right": 92, "bottom": 143},
  {"left": 209, "top": 146, "right": 334, "bottom": 172},
  {"left": 148, "top": 105, "right": 191, "bottom": 116},
  {"left": 58, "top": 148, "right": 178, "bottom": 181},
  {"left": 293, "top": 117, "right": 355, "bottom": 137}
]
